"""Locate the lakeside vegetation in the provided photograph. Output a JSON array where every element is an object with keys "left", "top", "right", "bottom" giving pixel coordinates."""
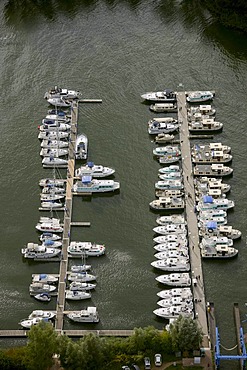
[{"left": 0, "top": 317, "right": 204, "bottom": 370}]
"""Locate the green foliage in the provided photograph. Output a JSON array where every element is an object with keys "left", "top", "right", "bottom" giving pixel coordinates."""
[
  {"left": 170, "top": 315, "right": 203, "bottom": 353},
  {"left": 24, "top": 321, "right": 58, "bottom": 370},
  {"left": 0, "top": 349, "right": 26, "bottom": 370}
]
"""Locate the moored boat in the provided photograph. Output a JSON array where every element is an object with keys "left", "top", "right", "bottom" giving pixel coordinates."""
[
  {"left": 193, "top": 164, "right": 233, "bottom": 177},
  {"left": 34, "top": 293, "right": 51, "bottom": 302},
  {"left": 69, "top": 282, "right": 96, "bottom": 291},
  {"left": 153, "top": 305, "right": 193, "bottom": 319},
  {"left": 150, "top": 197, "right": 184, "bottom": 211},
  {"left": 65, "top": 290, "right": 92, "bottom": 300},
  {"left": 157, "top": 287, "right": 192, "bottom": 299},
  {"left": 67, "top": 241, "right": 105, "bottom": 257},
  {"left": 150, "top": 103, "right": 177, "bottom": 112},
  {"left": 75, "top": 162, "right": 115, "bottom": 178},
  {"left": 75, "top": 133, "right": 88, "bottom": 160},
  {"left": 21, "top": 243, "right": 61, "bottom": 260},
  {"left": 201, "top": 245, "right": 238, "bottom": 259},
  {"left": 67, "top": 272, "right": 96, "bottom": 282},
  {"left": 156, "top": 214, "right": 186, "bottom": 225},
  {"left": 155, "top": 133, "right": 175, "bottom": 143},
  {"left": 44, "top": 86, "right": 81, "bottom": 100},
  {"left": 155, "top": 180, "right": 183, "bottom": 190},
  {"left": 141, "top": 89, "right": 177, "bottom": 102},
  {"left": 32, "top": 274, "right": 58, "bottom": 284},
  {"left": 42, "top": 157, "right": 68, "bottom": 168},
  {"left": 151, "top": 257, "right": 190, "bottom": 271},
  {"left": 29, "top": 282, "right": 57, "bottom": 294},
  {"left": 148, "top": 120, "right": 179, "bottom": 135},
  {"left": 155, "top": 273, "right": 191, "bottom": 287},
  {"left": 67, "top": 307, "right": 99, "bottom": 323},
  {"left": 186, "top": 90, "right": 214, "bottom": 103},
  {"left": 153, "top": 224, "right": 187, "bottom": 235},
  {"left": 73, "top": 176, "right": 120, "bottom": 193}
]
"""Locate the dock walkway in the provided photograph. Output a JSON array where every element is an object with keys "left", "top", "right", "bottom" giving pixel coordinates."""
[
  {"left": 55, "top": 101, "right": 78, "bottom": 333},
  {"left": 177, "top": 92, "right": 209, "bottom": 348}
]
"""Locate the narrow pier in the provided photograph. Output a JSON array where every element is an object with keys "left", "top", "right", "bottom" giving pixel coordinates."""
[
  {"left": 54, "top": 101, "right": 78, "bottom": 333},
  {"left": 177, "top": 92, "right": 209, "bottom": 348}
]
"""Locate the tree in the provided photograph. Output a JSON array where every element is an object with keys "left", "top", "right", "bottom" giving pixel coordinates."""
[
  {"left": 24, "top": 321, "right": 58, "bottom": 370},
  {"left": 169, "top": 315, "right": 203, "bottom": 353}
]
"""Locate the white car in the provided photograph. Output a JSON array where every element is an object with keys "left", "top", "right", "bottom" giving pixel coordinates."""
[{"left": 154, "top": 353, "right": 162, "bottom": 367}]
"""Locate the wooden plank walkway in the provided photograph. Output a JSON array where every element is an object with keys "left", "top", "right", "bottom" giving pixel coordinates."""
[
  {"left": 54, "top": 101, "right": 78, "bottom": 333},
  {"left": 177, "top": 92, "right": 209, "bottom": 348}
]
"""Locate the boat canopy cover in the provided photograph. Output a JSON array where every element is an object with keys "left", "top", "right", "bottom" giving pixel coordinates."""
[
  {"left": 203, "top": 195, "right": 214, "bottom": 203},
  {"left": 82, "top": 176, "right": 92, "bottom": 184},
  {"left": 43, "top": 232, "right": 53, "bottom": 237},
  {"left": 39, "top": 274, "right": 48, "bottom": 279},
  {"left": 206, "top": 221, "right": 217, "bottom": 230},
  {"left": 87, "top": 162, "right": 94, "bottom": 168},
  {"left": 44, "top": 239, "right": 54, "bottom": 246},
  {"left": 164, "top": 89, "right": 173, "bottom": 94}
]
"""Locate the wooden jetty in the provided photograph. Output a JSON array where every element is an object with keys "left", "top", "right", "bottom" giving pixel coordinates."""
[
  {"left": 70, "top": 222, "right": 91, "bottom": 227},
  {"left": 54, "top": 101, "right": 78, "bottom": 333},
  {"left": 177, "top": 92, "right": 209, "bottom": 348},
  {"left": 78, "top": 99, "right": 102, "bottom": 103}
]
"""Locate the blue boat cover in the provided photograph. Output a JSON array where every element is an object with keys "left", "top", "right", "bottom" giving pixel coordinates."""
[
  {"left": 206, "top": 221, "right": 217, "bottom": 230},
  {"left": 87, "top": 162, "right": 94, "bottom": 168},
  {"left": 39, "top": 274, "right": 48, "bottom": 279},
  {"left": 82, "top": 176, "right": 92, "bottom": 184},
  {"left": 44, "top": 239, "right": 54, "bottom": 246},
  {"left": 203, "top": 195, "right": 213, "bottom": 203}
]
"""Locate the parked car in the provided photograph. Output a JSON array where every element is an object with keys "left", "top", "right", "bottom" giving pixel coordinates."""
[
  {"left": 154, "top": 353, "right": 162, "bottom": 366},
  {"left": 144, "top": 357, "right": 151, "bottom": 369}
]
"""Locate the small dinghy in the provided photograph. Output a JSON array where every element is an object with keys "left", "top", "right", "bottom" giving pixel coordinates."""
[
  {"left": 71, "top": 264, "right": 92, "bottom": 272},
  {"left": 34, "top": 293, "right": 51, "bottom": 302}
]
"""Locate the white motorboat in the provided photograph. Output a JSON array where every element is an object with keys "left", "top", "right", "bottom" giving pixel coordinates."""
[
  {"left": 67, "top": 272, "right": 96, "bottom": 282},
  {"left": 28, "top": 310, "right": 56, "bottom": 320},
  {"left": 45, "top": 114, "right": 71, "bottom": 124},
  {"left": 19, "top": 317, "right": 50, "bottom": 329},
  {"left": 42, "top": 157, "right": 68, "bottom": 168},
  {"left": 40, "top": 140, "right": 69, "bottom": 149},
  {"left": 40, "top": 193, "right": 65, "bottom": 201},
  {"left": 192, "top": 142, "right": 231, "bottom": 154},
  {"left": 155, "top": 133, "right": 175, "bottom": 143},
  {"left": 21, "top": 243, "right": 61, "bottom": 260},
  {"left": 73, "top": 177, "right": 120, "bottom": 193},
  {"left": 153, "top": 234, "right": 187, "bottom": 244},
  {"left": 155, "top": 273, "right": 191, "bottom": 287},
  {"left": 141, "top": 89, "right": 177, "bottom": 102},
  {"left": 198, "top": 217, "right": 227, "bottom": 228},
  {"left": 69, "top": 282, "right": 96, "bottom": 291},
  {"left": 39, "top": 148, "right": 69, "bottom": 157},
  {"left": 186, "top": 90, "right": 214, "bottom": 103},
  {"left": 153, "top": 146, "right": 180, "bottom": 157},
  {"left": 70, "top": 264, "right": 92, "bottom": 272},
  {"left": 189, "top": 119, "right": 223, "bottom": 132},
  {"left": 67, "top": 241, "right": 105, "bottom": 257},
  {"left": 198, "top": 209, "right": 227, "bottom": 220},
  {"left": 196, "top": 195, "right": 234, "bottom": 211},
  {"left": 47, "top": 97, "right": 72, "bottom": 107},
  {"left": 39, "top": 121, "right": 71, "bottom": 132},
  {"left": 156, "top": 215, "right": 186, "bottom": 225},
  {"left": 149, "top": 197, "right": 184, "bottom": 211},
  {"left": 150, "top": 103, "right": 177, "bottom": 112},
  {"left": 34, "top": 293, "right": 51, "bottom": 302},
  {"left": 65, "top": 290, "right": 92, "bottom": 300},
  {"left": 67, "top": 307, "right": 99, "bottom": 323},
  {"left": 32, "top": 274, "right": 58, "bottom": 284},
  {"left": 153, "top": 305, "right": 193, "bottom": 319},
  {"left": 159, "top": 172, "right": 181, "bottom": 181},
  {"left": 40, "top": 201, "right": 64, "bottom": 209},
  {"left": 44, "top": 86, "right": 81, "bottom": 100},
  {"left": 151, "top": 257, "right": 190, "bottom": 271},
  {"left": 75, "top": 162, "right": 115, "bottom": 178},
  {"left": 39, "top": 233, "right": 61, "bottom": 242},
  {"left": 201, "top": 245, "right": 238, "bottom": 259},
  {"left": 39, "top": 179, "right": 66, "bottom": 187},
  {"left": 75, "top": 133, "right": 88, "bottom": 160},
  {"left": 157, "top": 287, "right": 192, "bottom": 299},
  {"left": 187, "top": 104, "right": 216, "bottom": 116},
  {"left": 153, "top": 242, "right": 188, "bottom": 253},
  {"left": 38, "top": 131, "right": 70, "bottom": 140},
  {"left": 155, "top": 180, "right": 183, "bottom": 190},
  {"left": 148, "top": 120, "right": 179, "bottom": 135},
  {"left": 199, "top": 224, "right": 241, "bottom": 240},
  {"left": 47, "top": 109, "right": 71, "bottom": 117},
  {"left": 159, "top": 155, "right": 181, "bottom": 164},
  {"left": 36, "top": 217, "right": 63, "bottom": 233},
  {"left": 29, "top": 282, "right": 56, "bottom": 294},
  {"left": 155, "top": 189, "right": 184, "bottom": 198},
  {"left": 193, "top": 164, "right": 233, "bottom": 177},
  {"left": 41, "top": 187, "right": 65, "bottom": 196},
  {"left": 154, "top": 250, "right": 189, "bottom": 260},
  {"left": 200, "top": 236, "right": 233, "bottom": 248},
  {"left": 195, "top": 177, "right": 231, "bottom": 194},
  {"left": 157, "top": 296, "right": 193, "bottom": 308},
  {"left": 192, "top": 151, "right": 232, "bottom": 164},
  {"left": 153, "top": 224, "right": 187, "bottom": 235},
  {"left": 158, "top": 165, "right": 180, "bottom": 174}
]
